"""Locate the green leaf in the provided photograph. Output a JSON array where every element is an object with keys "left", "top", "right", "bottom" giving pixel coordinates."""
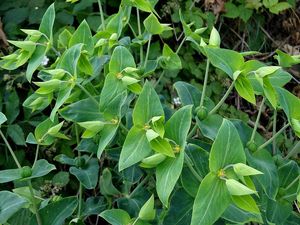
[
  {"left": 164, "top": 105, "right": 193, "bottom": 147},
  {"left": 233, "top": 163, "right": 263, "bottom": 176},
  {"left": 274, "top": 49, "right": 300, "bottom": 67},
  {"left": 0, "top": 112, "right": 7, "bottom": 126},
  {"left": 175, "top": 81, "right": 214, "bottom": 109},
  {"left": 34, "top": 118, "right": 56, "bottom": 145},
  {"left": 69, "top": 157, "right": 99, "bottom": 189},
  {"left": 100, "top": 209, "right": 131, "bottom": 225},
  {"left": 269, "top": 2, "right": 291, "bottom": 14},
  {"left": 30, "top": 197, "right": 77, "bottom": 225},
  {"left": 99, "top": 73, "right": 127, "bottom": 119},
  {"left": 276, "top": 87, "right": 300, "bottom": 120},
  {"left": 149, "top": 137, "right": 175, "bottom": 157},
  {"left": 69, "top": 20, "right": 94, "bottom": 53},
  {"left": 222, "top": 204, "right": 262, "bottom": 224},
  {"left": 0, "top": 168, "right": 22, "bottom": 183},
  {"left": 0, "top": 191, "right": 27, "bottom": 224},
  {"left": 50, "top": 84, "right": 74, "bottom": 121},
  {"left": 225, "top": 179, "right": 257, "bottom": 196},
  {"left": 24, "top": 159, "right": 56, "bottom": 180},
  {"left": 109, "top": 46, "right": 136, "bottom": 73},
  {"left": 97, "top": 124, "right": 119, "bottom": 158},
  {"left": 133, "top": 81, "right": 164, "bottom": 126},
  {"left": 119, "top": 127, "right": 151, "bottom": 171},
  {"left": 7, "top": 40, "right": 37, "bottom": 52},
  {"left": 160, "top": 44, "right": 182, "bottom": 70},
  {"left": 255, "top": 66, "right": 281, "bottom": 77},
  {"left": 100, "top": 168, "right": 120, "bottom": 196},
  {"left": 5, "top": 89, "right": 19, "bottom": 124},
  {"left": 60, "top": 97, "right": 103, "bottom": 122},
  {"left": 232, "top": 195, "right": 260, "bottom": 214},
  {"left": 246, "top": 149, "right": 279, "bottom": 199},
  {"left": 7, "top": 124, "right": 26, "bottom": 146},
  {"left": 209, "top": 27, "right": 221, "bottom": 47},
  {"left": 39, "top": 3, "right": 55, "bottom": 41},
  {"left": 191, "top": 173, "right": 231, "bottom": 225},
  {"left": 123, "top": 0, "right": 155, "bottom": 13},
  {"left": 163, "top": 189, "right": 193, "bottom": 225},
  {"left": 57, "top": 44, "right": 83, "bottom": 76},
  {"left": 155, "top": 106, "right": 193, "bottom": 205},
  {"left": 140, "top": 153, "right": 166, "bottom": 169},
  {"left": 209, "top": 119, "right": 246, "bottom": 172},
  {"left": 224, "top": 2, "right": 240, "bottom": 18},
  {"left": 143, "top": 13, "right": 170, "bottom": 35},
  {"left": 205, "top": 47, "right": 244, "bottom": 79},
  {"left": 156, "top": 150, "right": 184, "bottom": 207},
  {"left": 235, "top": 75, "right": 256, "bottom": 104},
  {"left": 139, "top": 195, "right": 155, "bottom": 221},
  {"left": 25, "top": 42, "right": 47, "bottom": 82},
  {"left": 263, "top": 77, "right": 277, "bottom": 108}
]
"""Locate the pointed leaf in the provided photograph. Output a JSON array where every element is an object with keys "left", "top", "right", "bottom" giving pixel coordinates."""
[
  {"left": 133, "top": 81, "right": 164, "bottom": 126},
  {"left": 30, "top": 197, "right": 77, "bottom": 225},
  {"left": 69, "top": 157, "right": 99, "bottom": 189},
  {"left": 119, "top": 127, "right": 151, "bottom": 171},
  {"left": 209, "top": 119, "right": 246, "bottom": 172},
  {"left": 0, "top": 191, "right": 27, "bottom": 224},
  {"left": 191, "top": 173, "right": 231, "bottom": 225}
]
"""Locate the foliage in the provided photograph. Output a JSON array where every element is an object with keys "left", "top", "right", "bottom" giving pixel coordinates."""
[{"left": 0, "top": 1, "right": 299, "bottom": 225}]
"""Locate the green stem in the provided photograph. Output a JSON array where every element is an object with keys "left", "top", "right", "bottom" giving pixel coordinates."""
[
  {"left": 175, "top": 36, "right": 187, "bottom": 54},
  {"left": 132, "top": 217, "right": 139, "bottom": 225},
  {"left": 144, "top": 35, "right": 152, "bottom": 68},
  {"left": 0, "top": 130, "right": 21, "bottom": 168},
  {"left": 257, "top": 123, "right": 290, "bottom": 151},
  {"left": 136, "top": 8, "right": 143, "bottom": 64},
  {"left": 77, "top": 183, "right": 83, "bottom": 218},
  {"left": 129, "top": 175, "right": 149, "bottom": 198},
  {"left": 284, "top": 175, "right": 300, "bottom": 191},
  {"left": 97, "top": 0, "right": 106, "bottom": 30},
  {"left": 284, "top": 141, "right": 300, "bottom": 159},
  {"left": 250, "top": 97, "right": 266, "bottom": 143},
  {"left": 119, "top": 122, "right": 129, "bottom": 133},
  {"left": 208, "top": 80, "right": 236, "bottom": 115},
  {"left": 33, "top": 144, "right": 40, "bottom": 167},
  {"left": 154, "top": 71, "right": 165, "bottom": 88},
  {"left": 28, "top": 180, "right": 42, "bottom": 225},
  {"left": 75, "top": 123, "right": 83, "bottom": 218},
  {"left": 199, "top": 59, "right": 210, "bottom": 108},
  {"left": 272, "top": 110, "right": 277, "bottom": 155},
  {"left": 184, "top": 153, "right": 202, "bottom": 182},
  {"left": 76, "top": 83, "right": 98, "bottom": 105},
  {"left": 187, "top": 124, "right": 198, "bottom": 139}
]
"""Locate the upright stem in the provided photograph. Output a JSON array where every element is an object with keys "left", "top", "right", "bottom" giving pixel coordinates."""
[
  {"left": 0, "top": 130, "right": 21, "bottom": 168},
  {"left": 136, "top": 8, "right": 143, "bottom": 64},
  {"left": 184, "top": 153, "right": 202, "bottom": 182},
  {"left": 154, "top": 71, "right": 165, "bottom": 88},
  {"left": 187, "top": 124, "right": 198, "bottom": 139},
  {"left": 97, "top": 0, "right": 106, "bottom": 30},
  {"left": 76, "top": 83, "right": 98, "bottom": 105},
  {"left": 208, "top": 80, "right": 235, "bottom": 115},
  {"left": 129, "top": 175, "right": 149, "bottom": 198},
  {"left": 199, "top": 59, "right": 210, "bottom": 108},
  {"left": 257, "top": 123, "right": 290, "bottom": 151},
  {"left": 33, "top": 144, "right": 40, "bottom": 167},
  {"left": 175, "top": 36, "right": 187, "bottom": 54},
  {"left": 144, "top": 35, "right": 152, "bottom": 68},
  {"left": 284, "top": 141, "right": 300, "bottom": 159},
  {"left": 272, "top": 110, "right": 277, "bottom": 155},
  {"left": 75, "top": 124, "right": 83, "bottom": 218},
  {"left": 77, "top": 183, "right": 83, "bottom": 218},
  {"left": 250, "top": 97, "right": 266, "bottom": 143},
  {"left": 28, "top": 180, "right": 42, "bottom": 225}
]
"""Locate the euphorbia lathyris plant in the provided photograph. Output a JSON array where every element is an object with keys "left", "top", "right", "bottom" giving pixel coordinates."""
[{"left": 0, "top": 1, "right": 299, "bottom": 225}]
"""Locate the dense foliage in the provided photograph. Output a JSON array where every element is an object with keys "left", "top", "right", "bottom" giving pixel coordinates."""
[{"left": 0, "top": 0, "right": 299, "bottom": 225}]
